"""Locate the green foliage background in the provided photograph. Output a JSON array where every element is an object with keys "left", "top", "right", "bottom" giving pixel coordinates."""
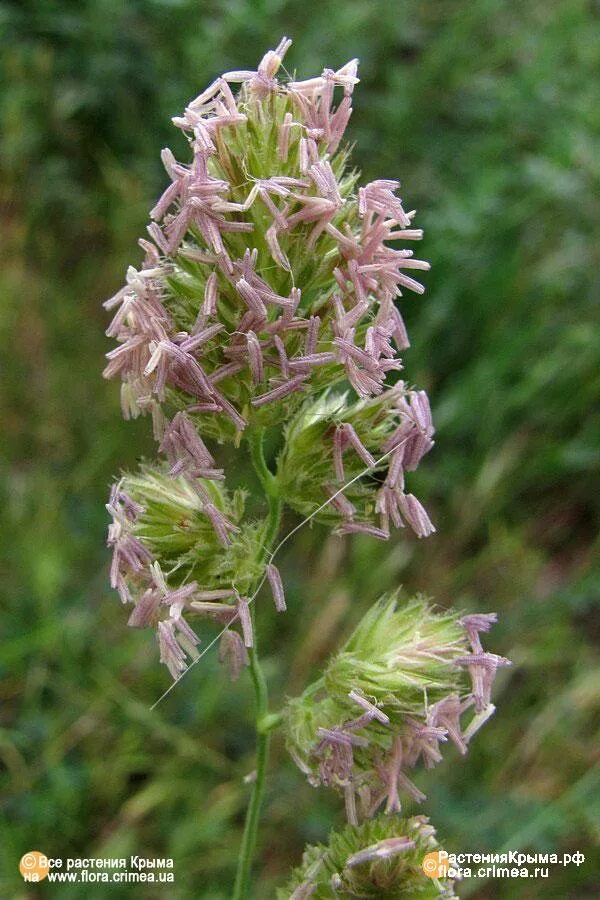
[{"left": 1, "top": 1, "right": 598, "bottom": 896}]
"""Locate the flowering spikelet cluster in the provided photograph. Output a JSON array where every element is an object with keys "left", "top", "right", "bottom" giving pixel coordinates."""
[
  {"left": 278, "top": 815, "right": 456, "bottom": 898},
  {"left": 104, "top": 37, "right": 436, "bottom": 679},
  {"left": 103, "top": 40, "right": 509, "bottom": 896},
  {"left": 103, "top": 41, "right": 421, "bottom": 440},
  {"left": 285, "top": 594, "right": 510, "bottom": 822},
  {"left": 278, "top": 386, "right": 434, "bottom": 537},
  {"left": 106, "top": 465, "right": 266, "bottom": 677}
]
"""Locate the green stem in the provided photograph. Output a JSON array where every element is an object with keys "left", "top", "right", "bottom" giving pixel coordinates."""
[
  {"left": 248, "top": 426, "right": 278, "bottom": 500},
  {"left": 233, "top": 429, "right": 282, "bottom": 900}
]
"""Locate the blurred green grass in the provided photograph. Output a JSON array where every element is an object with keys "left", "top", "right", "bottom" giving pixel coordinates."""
[{"left": 1, "top": 1, "right": 598, "bottom": 897}]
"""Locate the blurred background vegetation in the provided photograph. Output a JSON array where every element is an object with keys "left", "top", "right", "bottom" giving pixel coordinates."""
[{"left": 1, "top": 0, "right": 598, "bottom": 896}]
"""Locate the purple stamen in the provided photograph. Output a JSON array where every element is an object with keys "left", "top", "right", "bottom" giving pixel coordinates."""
[
  {"left": 346, "top": 837, "right": 415, "bottom": 868},
  {"left": 335, "top": 522, "right": 390, "bottom": 541},
  {"left": 237, "top": 596, "right": 253, "bottom": 648},
  {"left": 251, "top": 374, "right": 307, "bottom": 408},
  {"left": 348, "top": 690, "right": 389, "bottom": 725},
  {"left": 341, "top": 423, "right": 376, "bottom": 468},
  {"left": 218, "top": 630, "right": 249, "bottom": 681},
  {"left": 266, "top": 563, "right": 287, "bottom": 612}
]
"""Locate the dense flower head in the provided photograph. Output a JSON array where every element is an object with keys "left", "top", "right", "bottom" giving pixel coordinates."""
[
  {"left": 106, "top": 464, "right": 266, "bottom": 677},
  {"left": 103, "top": 37, "right": 430, "bottom": 453},
  {"left": 285, "top": 593, "right": 509, "bottom": 817},
  {"left": 278, "top": 385, "right": 434, "bottom": 538},
  {"left": 107, "top": 464, "right": 263, "bottom": 589},
  {"left": 278, "top": 814, "right": 456, "bottom": 899}
]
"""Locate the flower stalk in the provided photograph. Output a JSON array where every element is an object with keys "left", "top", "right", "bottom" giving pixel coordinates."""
[{"left": 234, "top": 430, "right": 283, "bottom": 900}]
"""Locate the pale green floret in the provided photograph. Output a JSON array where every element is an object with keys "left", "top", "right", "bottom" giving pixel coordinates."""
[
  {"left": 277, "top": 389, "right": 408, "bottom": 524},
  {"left": 326, "top": 594, "right": 468, "bottom": 708},
  {"left": 278, "top": 814, "right": 456, "bottom": 899},
  {"left": 285, "top": 592, "right": 471, "bottom": 774},
  {"left": 120, "top": 463, "right": 264, "bottom": 593}
]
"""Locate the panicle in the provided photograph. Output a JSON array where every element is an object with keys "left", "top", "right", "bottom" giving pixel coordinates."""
[{"left": 102, "top": 42, "right": 508, "bottom": 899}]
